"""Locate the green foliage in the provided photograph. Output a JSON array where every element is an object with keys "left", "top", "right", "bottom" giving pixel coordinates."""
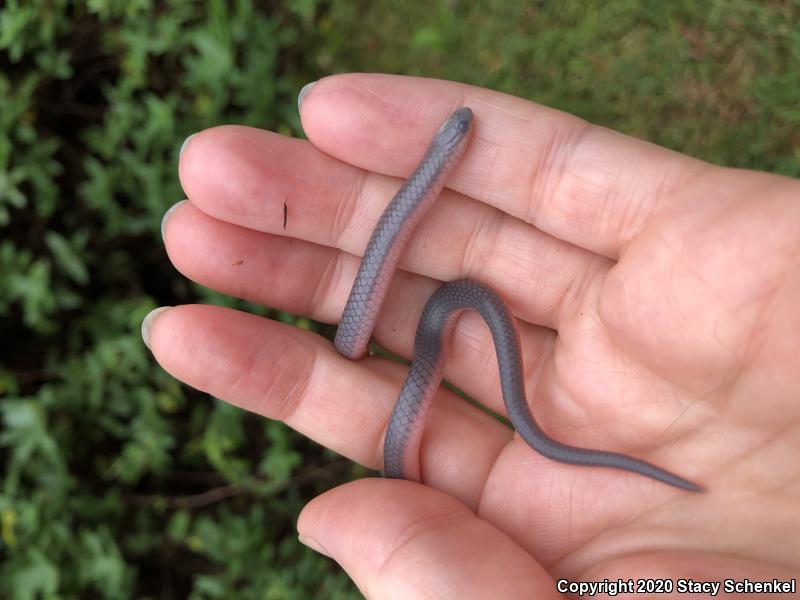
[
  {"left": 323, "top": 0, "right": 800, "bottom": 176},
  {"left": 1, "top": 0, "right": 797, "bottom": 597},
  {"left": 0, "top": 0, "right": 357, "bottom": 597}
]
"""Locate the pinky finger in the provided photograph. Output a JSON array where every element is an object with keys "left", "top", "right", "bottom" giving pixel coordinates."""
[{"left": 297, "top": 479, "right": 560, "bottom": 600}]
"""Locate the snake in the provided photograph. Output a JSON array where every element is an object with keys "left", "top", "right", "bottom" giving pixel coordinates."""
[{"left": 334, "top": 107, "right": 702, "bottom": 492}]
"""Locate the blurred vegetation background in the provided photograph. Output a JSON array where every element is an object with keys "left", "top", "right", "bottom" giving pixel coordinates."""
[{"left": 0, "top": 0, "right": 797, "bottom": 597}]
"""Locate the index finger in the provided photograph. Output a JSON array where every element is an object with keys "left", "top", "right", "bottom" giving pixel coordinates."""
[{"left": 299, "top": 73, "right": 710, "bottom": 258}]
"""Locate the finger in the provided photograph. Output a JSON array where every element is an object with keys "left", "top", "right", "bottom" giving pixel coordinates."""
[
  {"left": 144, "top": 300, "right": 705, "bottom": 559},
  {"left": 162, "top": 199, "right": 555, "bottom": 424},
  {"left": 144, "top": 303, "right": 511, "bottom": 507},
  {"left": 296, "top": 479, "right": 559, "bottom": 600},
  {"left": 176, "top": 127, "right": 605, "bottom": 331},
  {"left": 299, "top": 73, "right": 712, "bottom": 258}
]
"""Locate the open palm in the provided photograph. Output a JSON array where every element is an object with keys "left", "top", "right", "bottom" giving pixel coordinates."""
[{"left": 149, "top": 74, "right": 799, "bottom": 598}]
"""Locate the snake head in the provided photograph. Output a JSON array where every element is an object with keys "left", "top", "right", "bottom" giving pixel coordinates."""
[{"left": 432, "top": 107, "right": 473, "bottom": 151}]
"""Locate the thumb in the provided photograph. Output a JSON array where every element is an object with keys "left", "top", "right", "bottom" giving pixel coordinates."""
[{"left": 297, "top": 478, "right": 559, "bottom": 599}]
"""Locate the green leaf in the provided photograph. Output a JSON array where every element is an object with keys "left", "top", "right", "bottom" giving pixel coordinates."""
[{"left": 44, "top": 231, "right": 89, "bottom": 285}]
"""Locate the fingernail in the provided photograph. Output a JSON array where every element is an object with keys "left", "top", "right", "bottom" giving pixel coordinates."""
[
  {"left": 298, "top": 534, "right": 330, "bottom": 558},
  {"left": 141, "top": 307, "right": 172, "bottom": 350},
  {"left": 179, "top": 133, "right": 197, "bottom": 158},
  {"left": 161, "top": 200, "right": 187, "bottom": 240},
  {"left": 297, "top": 81, "right": 316, "bottom": 113}
]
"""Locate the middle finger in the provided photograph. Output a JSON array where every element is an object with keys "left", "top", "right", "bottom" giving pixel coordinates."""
[{"left": 177, "top": 125, "right": 608, "bottom": 333}]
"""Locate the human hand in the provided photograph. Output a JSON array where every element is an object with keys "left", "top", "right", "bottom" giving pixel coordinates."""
[{"left": 147, "top": 74, "right": 799, "bottom": 597}]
